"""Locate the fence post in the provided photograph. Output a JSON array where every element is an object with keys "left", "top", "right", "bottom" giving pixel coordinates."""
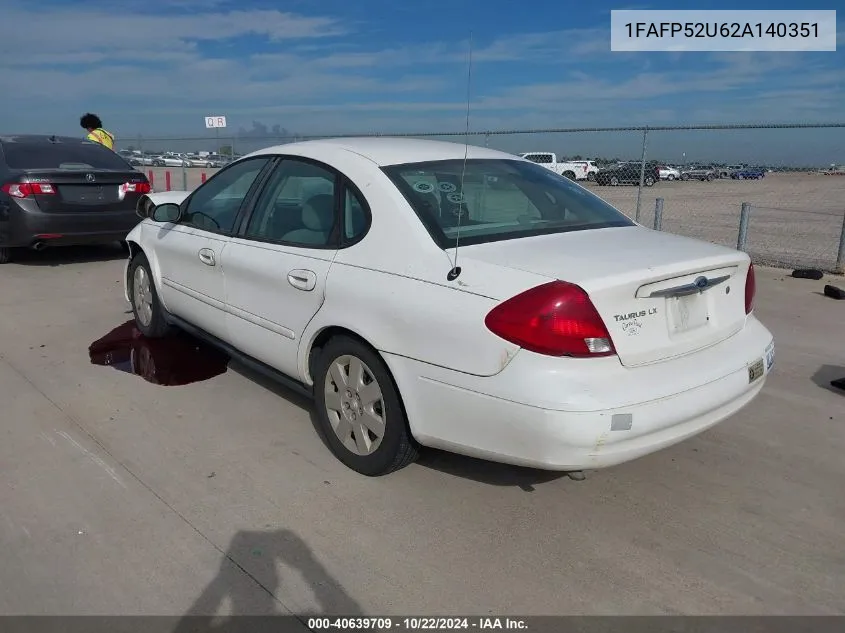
[
  {"left": 737, "top": 202, "right": 751, "bottom": 251},
  {"left": 653, "top": 197, "right": 664, "bottom": 231},
  {"left": 835, "top": 209, "right": 845, "bottom": 274},
  {"left": 485, "top": 132, "right": 490, "bottom": 148},
  {"left": 635, "top": 127, "right": 649, "bottom": 222},
  {"left": 165, "top": 171, "right": 171, "bottom": 192},
  {"left": 181, "top": 164, "right": 188, "bottom": 190}
]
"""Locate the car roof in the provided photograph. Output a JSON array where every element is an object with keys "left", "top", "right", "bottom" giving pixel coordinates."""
[
  {"left": 248, "top": 136, "right": 517, "bottom": 167},
  {"left": 0, "top": 134, "right": 88, "bottom": 145}
]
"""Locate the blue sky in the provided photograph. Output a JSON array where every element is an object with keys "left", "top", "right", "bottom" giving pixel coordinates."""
[{"left": 1, "top": 0, "right": 843, "bottom": 164}]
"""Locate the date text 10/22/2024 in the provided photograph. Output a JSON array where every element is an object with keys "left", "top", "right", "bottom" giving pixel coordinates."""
[{"left": 307, "top": 617, "right": 529, "bottom": 630}]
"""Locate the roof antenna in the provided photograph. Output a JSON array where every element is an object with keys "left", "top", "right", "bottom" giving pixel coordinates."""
[{"left": 446, "top": 30, "right": 473, "bottom": 282}]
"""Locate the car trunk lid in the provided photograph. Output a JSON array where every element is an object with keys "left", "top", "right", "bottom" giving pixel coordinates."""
[
  {"left": 460, "top": 226, "right": 751, "bottom": 367},
  {"left": 19, "top": 169, "right": 149, "bottom": 212}
]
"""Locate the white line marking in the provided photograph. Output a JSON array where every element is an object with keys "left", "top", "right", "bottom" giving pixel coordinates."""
[{"left": 56, "top": 430, "right": 127, "bottom": 489}]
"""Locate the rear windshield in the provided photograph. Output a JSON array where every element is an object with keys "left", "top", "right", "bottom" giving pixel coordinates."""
[
  {"left": 1, "top": 141, "right": 132, "bottom": 171},
  {"left": 382, "top": 158, "right": 634, "bottom": 248}
]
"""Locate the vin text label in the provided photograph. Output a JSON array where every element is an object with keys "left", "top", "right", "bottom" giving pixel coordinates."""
[{"left": 610, "top": 10, "right": 836, "bottom": 52}]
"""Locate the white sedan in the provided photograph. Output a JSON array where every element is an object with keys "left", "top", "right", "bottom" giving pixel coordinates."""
[
  {"left": 659, "top": 165, "right": 682, "bottom": 180},
  {"left": 124, "top": 137, "right": 774, "bottom": 477}
]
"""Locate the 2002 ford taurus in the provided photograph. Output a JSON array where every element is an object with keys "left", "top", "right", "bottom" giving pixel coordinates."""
[{"left": 123, "top": 137, "right": 774, "bottom": 477}]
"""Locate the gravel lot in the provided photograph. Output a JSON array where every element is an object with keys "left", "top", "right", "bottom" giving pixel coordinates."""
[
  {"left": 1, "top": 249, "right": 844, "bottom": 617},
  {"left": 141, "top": 167, "right": 845, "bottom": 271},
  {"left": 587, "top": 173, "right": 845, "bottom": 271}
]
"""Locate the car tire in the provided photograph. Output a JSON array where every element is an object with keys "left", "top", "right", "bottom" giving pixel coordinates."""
[
  {"left": 680, "top": 173, "right": 689, "bottom": 181},
  {"left": 128, "top": 252, "right": 172, "bottom": 338},
  {"left": 644, "top": 176, "right": 655, "bottom": 187},
  {"left": 562, "top": 171, "right": 576, "bottom": 180},
  {"left": 610, "top": 176, "right": 620, "bottom": 186},
  {"left": 587, "top": 172, "right": 595, "bottom": 181},
  {"left": 314, "top": 335, "right": 419, "bottom": 476},
  {"left": 666, "top": 174, "right": 676, "bottom": 181},
  {"left": 707, "top": 174, "right": 715, "bottom": 181},
  {"left": 0, "top": 246, "right": 13, "bottom": 264}
]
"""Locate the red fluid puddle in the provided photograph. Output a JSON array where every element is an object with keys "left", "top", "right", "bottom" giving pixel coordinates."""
[{"left": 89, "top": 320, "right": 229, "bottom": 386}]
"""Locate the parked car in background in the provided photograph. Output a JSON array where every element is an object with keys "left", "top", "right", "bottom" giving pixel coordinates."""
[
  {"left": 577, "top": 160, "right": 600, "bottom": 181},
  {"left": 731, "top": 168, "right": 765, "bottom": 180},
  {"left": 595, "top": 161, "right": 659, "bottom": 186},
  {"left": 152, "top": 155, "right": 190, "bottom": 168},
  {"left": 518, "top": 152, "right": 590, "bottom": 180},
  {"left": 127, "top": 154, "right": 156, "bottom": 167},
  {"left": 658, "top": 165, "right": 681, "bottom": 181},
  {"left": 173, "top": 153, "right": 200, "bottom": 167},
  {"left": 680, "top": 165, "right": 718, "bottom": 181},
  {"left": 719, "top": 164, "right": 745, "bottom": 178},
  {"left": 201, "top": 154, "right": 228, "bottom": 168},
  {"left": 0, "top": 134, "right": 150, "bottom": 263}
]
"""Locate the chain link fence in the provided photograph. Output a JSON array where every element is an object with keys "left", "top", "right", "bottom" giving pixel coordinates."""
[{"left": 120, "top": 123, "right": 845, "bottom": 273}]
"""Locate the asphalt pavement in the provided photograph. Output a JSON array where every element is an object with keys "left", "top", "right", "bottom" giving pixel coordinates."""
[{"left": 0, "top": 245, "right": 843, "bottom": 616}]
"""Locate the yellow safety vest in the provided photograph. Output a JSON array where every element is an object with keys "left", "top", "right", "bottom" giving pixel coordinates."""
[{"left": 87, "top": 128, "right": 115, "bottom": 150}]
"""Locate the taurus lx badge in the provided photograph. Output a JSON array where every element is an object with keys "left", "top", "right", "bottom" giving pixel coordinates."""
[{"left": 613, "top": 307, "right": 658, "bottom": 322}]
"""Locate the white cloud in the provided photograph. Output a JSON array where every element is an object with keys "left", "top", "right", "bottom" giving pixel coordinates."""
[
  {"left": 1, "top": 6, "right": 344, "bottom": 68},
  {"left": 0, "top": 2, "right": 841, "bottom": 140}
]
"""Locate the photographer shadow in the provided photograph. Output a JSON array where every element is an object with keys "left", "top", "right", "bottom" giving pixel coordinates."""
[{"left": 172, "top": 528, "right": 363, "bottom": 633}]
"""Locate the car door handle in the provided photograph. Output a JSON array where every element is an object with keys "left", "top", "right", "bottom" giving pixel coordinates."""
[
  {"left": 198, "top": 248, "right": 216, "bottom": 266},
  {"left": 287, "top": 269, "right": 317, "bottom": 291}
]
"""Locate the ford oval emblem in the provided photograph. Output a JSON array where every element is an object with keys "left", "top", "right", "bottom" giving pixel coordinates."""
[{"left": 694, "top": 276, "right": 708, "bottom": 288}]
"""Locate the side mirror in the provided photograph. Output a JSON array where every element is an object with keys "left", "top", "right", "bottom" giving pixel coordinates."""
[{"left": 152, "top": 203, "right": 182, "bottom": 224}]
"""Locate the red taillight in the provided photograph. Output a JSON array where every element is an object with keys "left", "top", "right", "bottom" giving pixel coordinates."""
[
  {"left": 745, "top": 263, "right": 756, "bottom": 314},
  {"left": 121, "top": 182, "right": 151, "bottom": 194},
  {"left": 1, "top": 182, "right": 56, "bottom": 198},
  {"left": 484, "top": 280, "right": 616, "bottom": 358}
]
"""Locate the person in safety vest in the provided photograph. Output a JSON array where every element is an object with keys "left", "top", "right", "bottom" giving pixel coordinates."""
[{"left": 80, "top": 113, "right": 115, "bottom": 150}]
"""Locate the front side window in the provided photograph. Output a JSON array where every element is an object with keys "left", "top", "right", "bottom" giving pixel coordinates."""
[
  {"left": 382, "top": 158, "right": 634, "bottom": 248},
  {"left": 181, "top": 157, "right": 271, "bottom": 234}
]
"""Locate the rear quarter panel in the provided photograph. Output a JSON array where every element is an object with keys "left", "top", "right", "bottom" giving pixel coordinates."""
[{"left": 300, "top": 259, "right": 546, "bottom": 382}]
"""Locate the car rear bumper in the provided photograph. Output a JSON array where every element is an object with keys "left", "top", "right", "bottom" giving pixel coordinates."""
[
  {"left": 0, "top": 207, "right": 141, "bottom": 247},
  {"left": 384, "top": 316, "right": 774, "bottom": 471}
]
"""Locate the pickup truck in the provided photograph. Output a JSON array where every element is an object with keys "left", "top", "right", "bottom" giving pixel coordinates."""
[{"left": 518, "top": 152, "right": 590, "bottom": 180}]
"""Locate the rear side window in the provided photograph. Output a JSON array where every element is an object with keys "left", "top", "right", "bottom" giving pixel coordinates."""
[{"left": 1, "top": 141, "right": 132, "bottom": 170}]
